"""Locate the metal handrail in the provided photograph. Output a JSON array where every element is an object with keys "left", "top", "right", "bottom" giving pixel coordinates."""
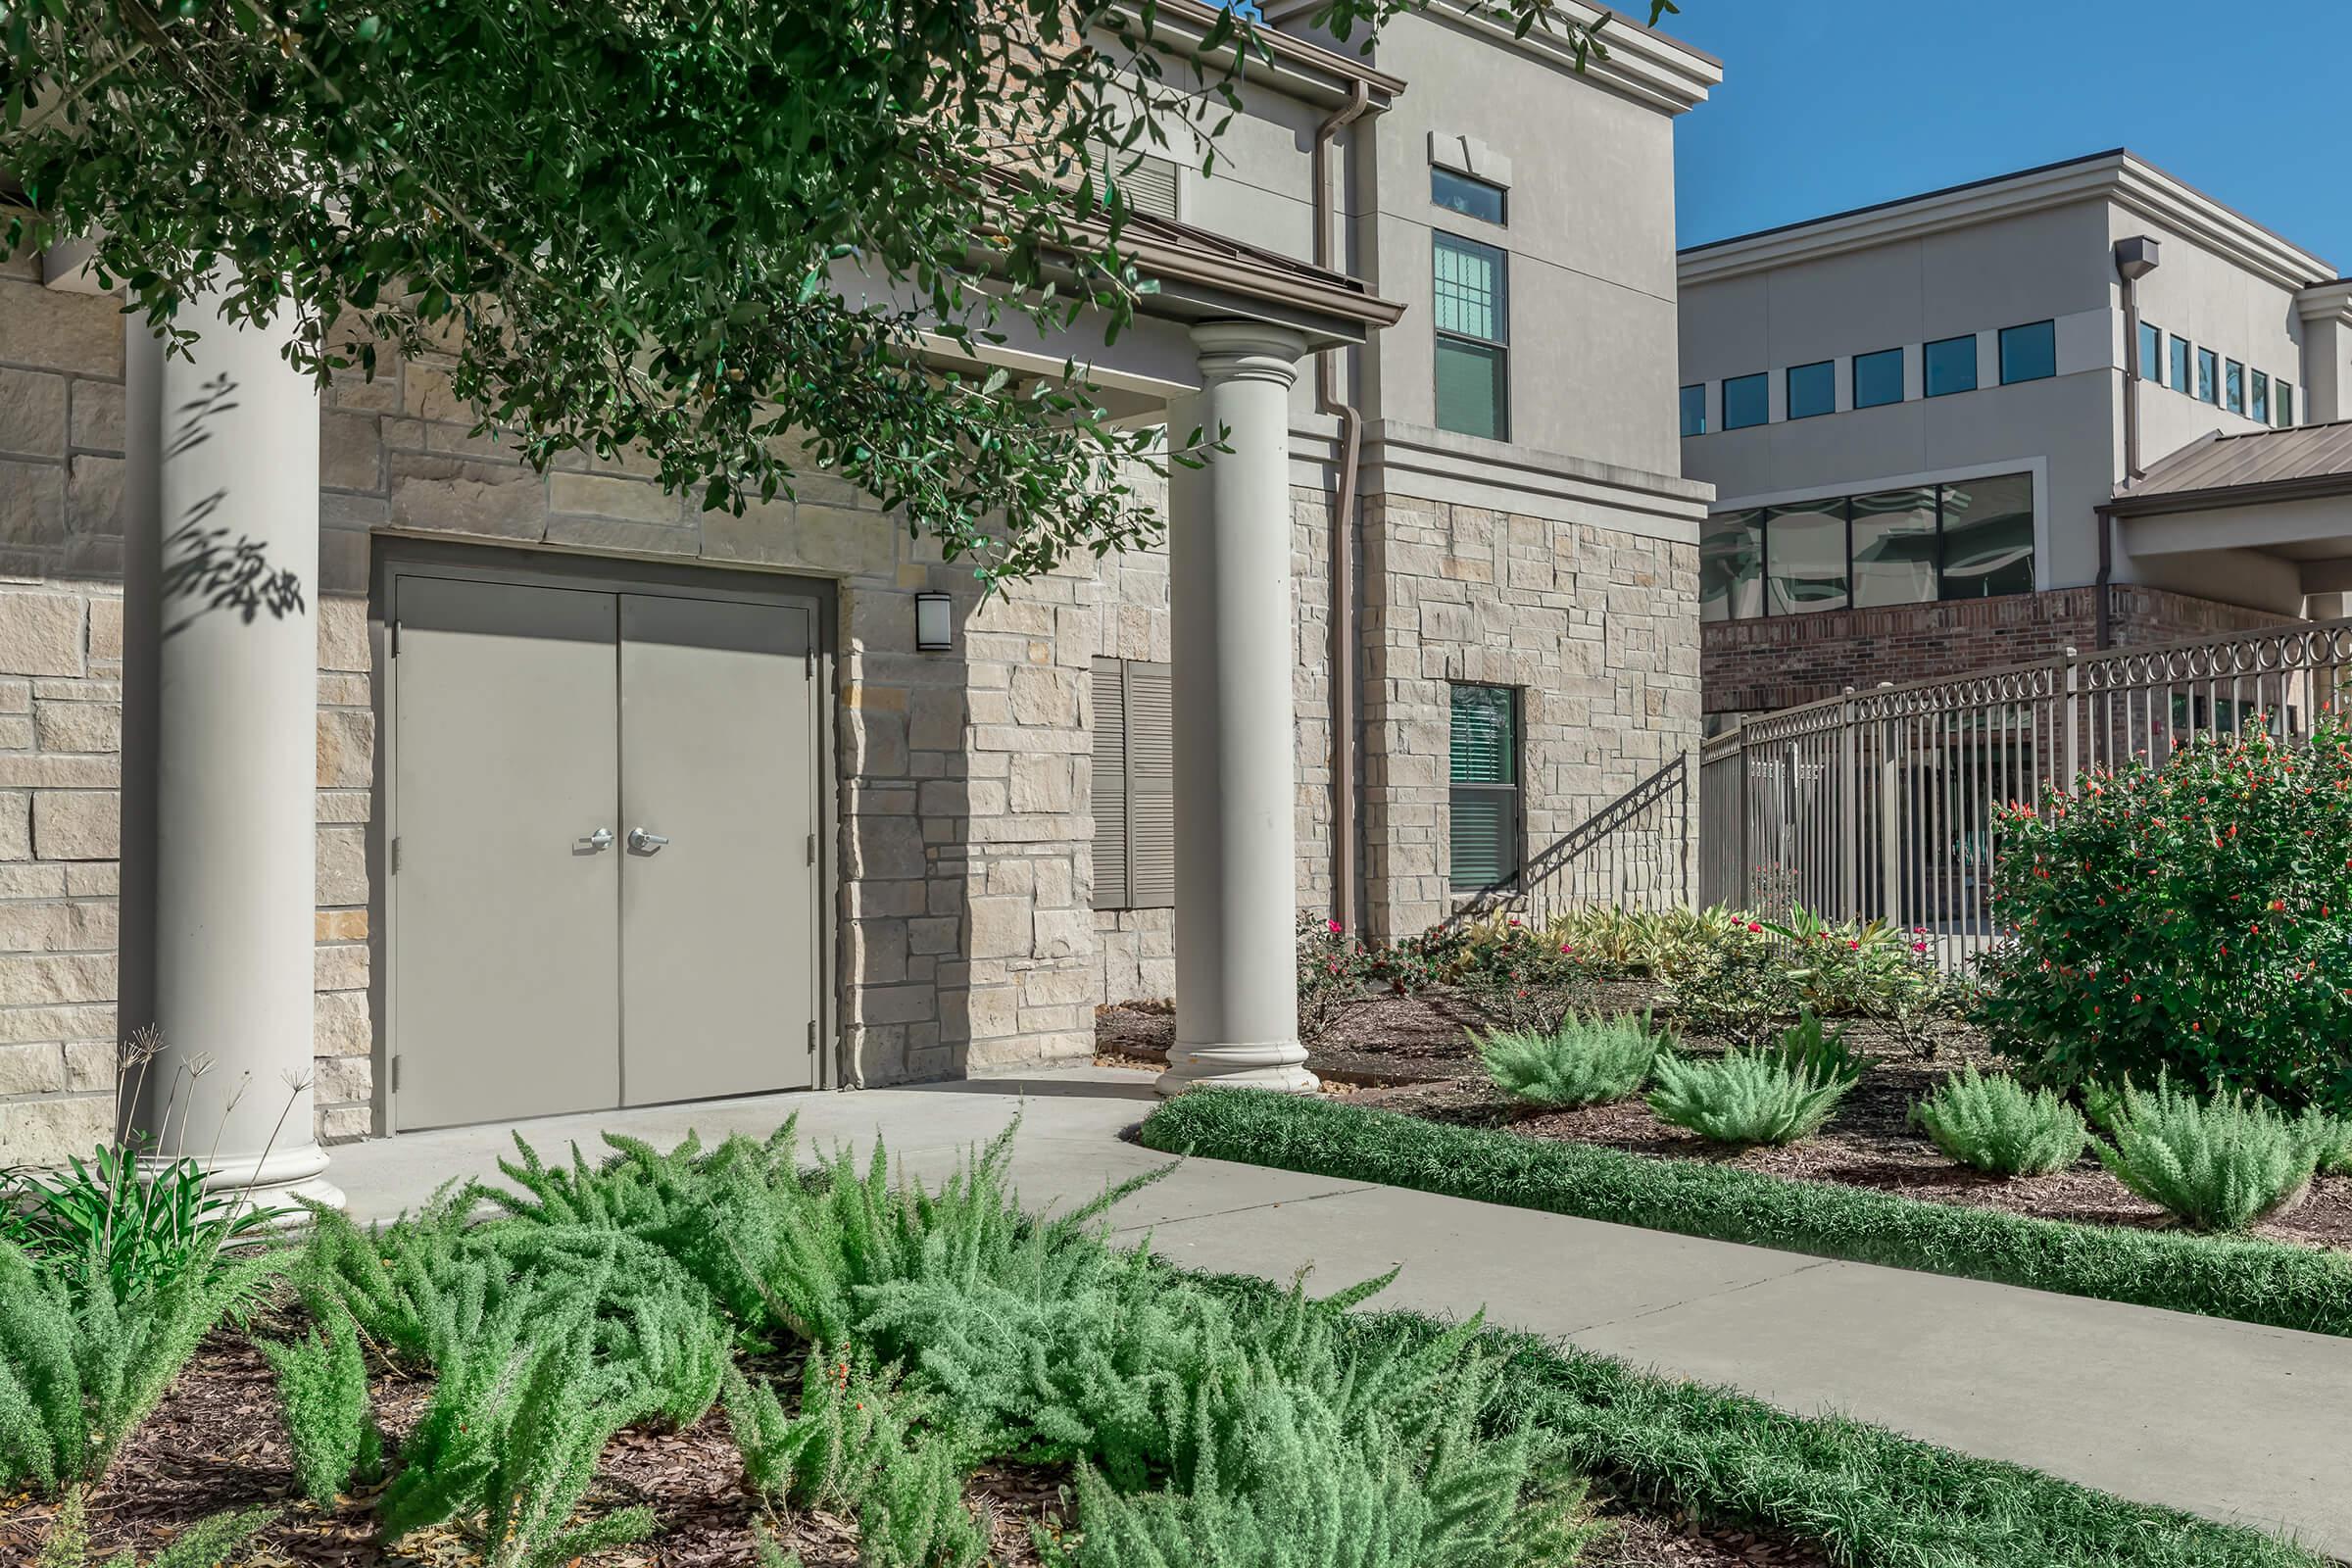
[{"left": 1446, "top": 754, "right": 1691, "bottom": 928}]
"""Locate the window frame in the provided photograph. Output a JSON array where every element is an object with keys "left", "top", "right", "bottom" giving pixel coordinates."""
[
  {"left": 1852, "top": 347, "right": 1904, "bottom": 410},
  {"left": 1447, "top": 683, "right": 1523, "bottom": 894},
  {"left": 1698, "top": 470, "right": 2036, "bottom": 622},
  {"left": 1679, "top": 383, "right": 1707, "bottom": 437},
  {"left": 2251, "top": 369, "right": 2270, "bottom": 424},
  {"left": 2197, "top": 347, "right": 2219, "bottom": 404},
  {"left": 2225, "top": 359, "right": 2245, "bottom": 416},
  {"left": 1923, "top": 334, "right": 1979, "bottom": 398},
  {"left": 1722, "top": 371, "right": 1769, "bottom": 430},
  {"left": 2278, "top": 381, "right": 2295, "bottom": 427},
  {"left": 1431, "top": 229, "right": 1510, "bottom": 441},
  {"left": 2169, "top": 334, "right": 2191, "bottom": 394},
  {"left": 1997, "top": 319, "right": 2058, "bottom": 385},
  {"left": 1785, "top": 360, "right": 1836, "bottom": 420},
  {"left": 2137, "top": 319, "right": 2162, "bottom": 381},
  {"left": 1430, "top": 167, "right": 1507, "bottom": 226}
]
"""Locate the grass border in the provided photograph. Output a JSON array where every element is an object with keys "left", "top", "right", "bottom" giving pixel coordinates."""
[
  {"left": 1139, "top": 1090, "right": 2352, "bottom": 1341},
  {"left": 1184, "top": 1266, "right": 2325, "bottom": 1568}
]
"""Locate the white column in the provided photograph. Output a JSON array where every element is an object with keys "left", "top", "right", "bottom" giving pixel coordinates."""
[
  {"left": 123, "top": 277, "right": 341, "bottom": 1210},
  {"left": 1157, "top": 321, "right": 1317, "bottom": 1095}
]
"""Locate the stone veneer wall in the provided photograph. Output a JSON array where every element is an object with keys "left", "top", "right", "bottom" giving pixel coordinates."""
[
  {"left": 1360, "top": 495, "right": 1701, "bottom": 940},
  {"left": 1702, "top": 586, "right": 2300, "bottom": 719},
  {"left": 0, "top": 258, "right": 1106, "bottom": 1164}
]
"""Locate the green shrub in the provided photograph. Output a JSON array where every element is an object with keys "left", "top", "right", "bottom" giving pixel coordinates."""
[
  {"left": 1646, "top": 1017, "right": 1863, "bottom": 1147},
  {"left": 7, "top": 1148, "right": 281, "bottom": 1310},
  {"left": 1913, "top": 1066, "right": 2088, "bottom": 1177},
  {"left": 34, "top": 1488, "right": 277, "bottom": 1568},
  {"left": 2093, "top": 1077, "right": 2321, "bottom": 1232},
  {"left": 1976, "top": 715, "right": 2352, "bottom": 1111},
  {"left": 1474, "top": 1011, "right": 1665, "bottom": 1108},
  {"left": 0, "top": 1241, "right": 278, "bottom": 1495},
  {"left": 374, "top": 1276, "right": 655, "bottom": 1568},
  {"left": 727, "top": 1354, "right": 986, "bottom": 1568},
  {"left": 1054, "top": 1362, "right": 1595, "bottom": 1568},
  {"left": 262, "top": 1307, "right": 382, "bottom": 1508},
  {"left": 1660, "top": 909, "right": 1948, "bottom": 1046},
  {"left": 2294, "top": 1106, "right": 2352, "bottom": 1176}
]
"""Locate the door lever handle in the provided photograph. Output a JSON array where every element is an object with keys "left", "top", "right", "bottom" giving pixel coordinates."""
[
  {"left": 628, "top": 827, "right": 670, "bottom": 854},
  {"left": 580, "top": 827, "right": 614, "bottom": 852}
]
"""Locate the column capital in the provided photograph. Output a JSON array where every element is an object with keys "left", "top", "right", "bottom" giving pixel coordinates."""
[{"left": 1191, "top": 320, "right": 1309, "bottom": 391}]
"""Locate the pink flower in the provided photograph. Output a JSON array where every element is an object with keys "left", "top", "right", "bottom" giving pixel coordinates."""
[
  {"left": 1745, "top": 922, "right": 1762, "bottom": 934},
  {"left": 1559, "top": 942, "right": 1574, "bottom": 954},
  {"left": 1912, "top": 942, "right": 1928, "bottom": 955},
  {"left": 1846, "top": 939, "right": 1860, "bottom": 950},
  {"left": 1508, "top": 916, "right": 1522, "bottom": 926},
  {"left": 1327, "top": 918, "right": 1342, "bottom": 934}
]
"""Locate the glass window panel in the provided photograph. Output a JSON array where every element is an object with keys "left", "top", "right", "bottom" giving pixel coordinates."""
[
  {"left": 2279, "top": 382, "right": 2295, "bottom": 427},
  {"left": 2252, "top": 370, "right": 2270, "bottom": 423},
  {"left": 1699, "top": 510, "right": 1764, "bottom": 623},
  {"left": 1449, "top": 684, "right": 1518, "bottom": 891},
  {"left": 1434, "top": 337, "right": 1507, "bottom": 440},
  {"left": 1680, "top": 383, "right": 1706, "bottom": 437},
  {"left": 1765, "top": 499, "right": 1848, "bottom": 615},
  {"left": 1786, "top": 360, "right": 1835, "bottom": 419},
  {"left": 2138, "top": 320, "right": 2162, "bottom": 379},
  {"left": 2169, "top": 335, "right": 2190, "bottom": 393},
  {"left": 1432, "top": 232, "right": 1505, "bottom": 342},
  {"left": 1431, "top": 168, "right": 1506, "bottom": 225},
  {"left": 1939, "top": 472, "right": 2035, "bottom": 600},
  {"left": 1449, "top": 684, "right": 1517, "bottom": 783},
  {"left": 1924, "top": 334, "right": 1978, "bottom": 397},
  {"left": 1853, "top": 347, "right": 1903, "bottom": 409},
  {"left": 1999, "top": 320, "right": 2057, "bottom": 384},
  {"left": 1850, "top": 486, "right": 1938, "bottom": 609},
  {"left": 1723, "top": 372, "right": 1768, "bottom": 429},
  {"left": 2197, "top": 347, "right": 2218, "bottom": 403},
  {"left": 2225, "top": 360, "right": 2244, "bottom": 415}
]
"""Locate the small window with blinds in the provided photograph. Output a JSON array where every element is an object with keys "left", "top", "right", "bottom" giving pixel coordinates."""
[
  {"left": 1448, "top": 683, "right": 1520, "bottom": 892},
  {"left": 1091, "top": 659, "right": 1175, "bottom": 910}
]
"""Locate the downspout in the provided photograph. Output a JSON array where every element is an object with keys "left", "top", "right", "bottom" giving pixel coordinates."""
[{"left": 1314, "top": 78, "right": 1373, "bottom": 931}]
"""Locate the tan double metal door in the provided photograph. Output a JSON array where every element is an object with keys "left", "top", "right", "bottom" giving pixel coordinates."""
[{"left": 390, "top": 575, "right": 820, "bottom": 1130}]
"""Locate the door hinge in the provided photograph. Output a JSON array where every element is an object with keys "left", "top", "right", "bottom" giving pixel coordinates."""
[
  {"left": 805, "top": 647, "right": 815, "bottom": 680},
  {"left": 390, "top": 1054, "right": 402, "bottom": 1093},
  {"left": 389, "top": 837, "right": 401, "bottom": 874},
  {"left": 807, "top": 1019, "right": 817, "bottom": 1055},
  {"left": 806, "top": 832, "right": 815, "bottom": 866},
  {"left": 390, "top": 620, "right": 401, "bottom": 658}
]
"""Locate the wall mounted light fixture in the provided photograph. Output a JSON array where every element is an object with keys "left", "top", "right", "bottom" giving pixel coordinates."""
[{"left": 913, "top": 592, "right": 954, "bottom": 653}]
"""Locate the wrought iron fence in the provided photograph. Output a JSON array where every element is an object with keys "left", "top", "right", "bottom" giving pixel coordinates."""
[
  {"left": 1453, "top": 754, "right": 1692, "bottom": 927},
  {"left": 1699, "top": 615, "right": 2352, "bottom": 973}
]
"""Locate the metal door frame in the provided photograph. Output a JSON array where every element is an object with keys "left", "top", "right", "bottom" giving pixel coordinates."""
[{"left": 370, "top": 536, "right": 839, "bottom": 1137}]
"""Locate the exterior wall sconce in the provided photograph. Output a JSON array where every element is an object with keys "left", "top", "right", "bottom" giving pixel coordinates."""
[{"left": 913, "top": 592, "right": 954, "bottom": 653}]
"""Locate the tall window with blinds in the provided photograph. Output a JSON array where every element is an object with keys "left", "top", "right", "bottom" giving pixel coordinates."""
[
  {"left": 1433, "top": 231, "right": 1508, "bottom": 440},
  {"left": 1090, "top": 659, "right": 1175, "bottom": 910},
  {"left": 1448, "top": 683, "right": 1520, "bottom": 892}
]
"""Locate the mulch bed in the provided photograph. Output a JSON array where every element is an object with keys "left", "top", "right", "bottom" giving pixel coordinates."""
[
  {"left": 0, "top": 1322, "right": 1073, "bottom": 1568},
  {"left": 0, "top": 1317, "right": 1813, "bottom": 1568},
  {"left": 1098, "top": 985, "right": 2352, "bottom": 1255}
]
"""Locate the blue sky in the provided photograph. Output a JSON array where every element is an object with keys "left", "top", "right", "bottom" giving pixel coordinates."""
[{"left": 1665, "top": 1, "right": 2349, "bottom": 272}]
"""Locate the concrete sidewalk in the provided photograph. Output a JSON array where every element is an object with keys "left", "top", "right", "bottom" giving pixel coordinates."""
[{"left": 331, "top": 1071, "right": 2352, "bottom": 1558}]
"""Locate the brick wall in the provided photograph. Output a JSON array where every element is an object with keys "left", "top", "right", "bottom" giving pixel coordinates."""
[{"left": 1702, "top": 586, "right": 2299, "bottom": 718}]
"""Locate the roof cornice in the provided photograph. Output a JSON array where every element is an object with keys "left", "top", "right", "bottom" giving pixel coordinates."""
[
  {"left": 1109, "top": 0, "right": 1405, "bottom": 109},
  {"left": 1679, "top": 151, "right": 2332, "bottom": 293},
  {"left": 1258, "top": 0, "right": 1718, "bottom": 115},
  {"left": 2297, "top": 279, "right": 2352, "bottom": 325}
]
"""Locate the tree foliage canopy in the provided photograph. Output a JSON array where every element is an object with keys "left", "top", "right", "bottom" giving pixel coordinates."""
[{"left": 2, "top": 0, "right": 1668, "bottom": 582}]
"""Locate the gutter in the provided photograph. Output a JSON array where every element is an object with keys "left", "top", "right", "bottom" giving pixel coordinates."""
[{"left": 1313, "top": 78, "right": 1374, "bottom": 933}]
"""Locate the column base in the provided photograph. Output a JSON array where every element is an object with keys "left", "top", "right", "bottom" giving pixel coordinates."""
[
  {"left": 143, "top": 1146, "right": 347, "bottom": 1226},
  {"left": 1155, "top": 1039, "right": 1319, "bottom": 1097}
]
